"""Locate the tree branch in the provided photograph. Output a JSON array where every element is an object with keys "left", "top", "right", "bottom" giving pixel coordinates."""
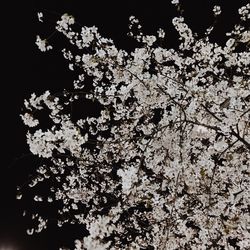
[{"left": 230, "top": 128, "right": 250, "bottom": 150}]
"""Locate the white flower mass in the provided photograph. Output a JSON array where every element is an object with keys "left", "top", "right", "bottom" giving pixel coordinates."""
[
  {"left": 213, "top": 5, "right": 222, "bottom": 16},
  {"left": 37, "top": 12, "right": 43, "bottom": 22},
  {"left": 35, "top": 35, "right": 53, "bottom": 52},
  {"left": 20, "top": 3, "right": 250, "bottom": 249}
]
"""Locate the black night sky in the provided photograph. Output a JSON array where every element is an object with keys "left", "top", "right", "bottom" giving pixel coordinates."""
[{"left": 1, "top": 0, "right": 248, "bottom": 249}]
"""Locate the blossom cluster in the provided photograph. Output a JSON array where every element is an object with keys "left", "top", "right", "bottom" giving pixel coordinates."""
[{"left": 21, "top": 3, "right": 250, "bottom": 249}]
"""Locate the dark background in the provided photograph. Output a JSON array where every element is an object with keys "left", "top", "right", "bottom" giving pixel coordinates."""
[{"left": 1, "top": 1, "right": 248, "bottom": 249}]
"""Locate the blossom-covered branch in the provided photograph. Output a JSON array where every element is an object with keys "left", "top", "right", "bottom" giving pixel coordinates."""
[{"left": 20, "top": 3, "right": 250, "bottom": 249}]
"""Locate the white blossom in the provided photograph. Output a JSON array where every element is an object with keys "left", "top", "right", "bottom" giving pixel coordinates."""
[
  {"left": 35, "top": 35, "right": 52, "bottom": 52},
  {"left": 171, "top": 0, "right": 179, "bottom": 5},
  {"left": 238, "top": 3, "right": 250, "bottom": 21},
  {"left": 20, "top": 113, "right": 39, "bottom": 127},
  {"left": 37, "top": 12, "right": 43, "bottom": 22},
  {"left": 213, "top": 5, "right": 221, "bottom": 16},
  {"left": 20, "top": 5, "right": 250, "bottom": 249}
]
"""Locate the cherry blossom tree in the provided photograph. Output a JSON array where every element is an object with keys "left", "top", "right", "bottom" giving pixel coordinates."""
[{"left": 19, "top": 2, "right": 250, "bottom": 249}]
